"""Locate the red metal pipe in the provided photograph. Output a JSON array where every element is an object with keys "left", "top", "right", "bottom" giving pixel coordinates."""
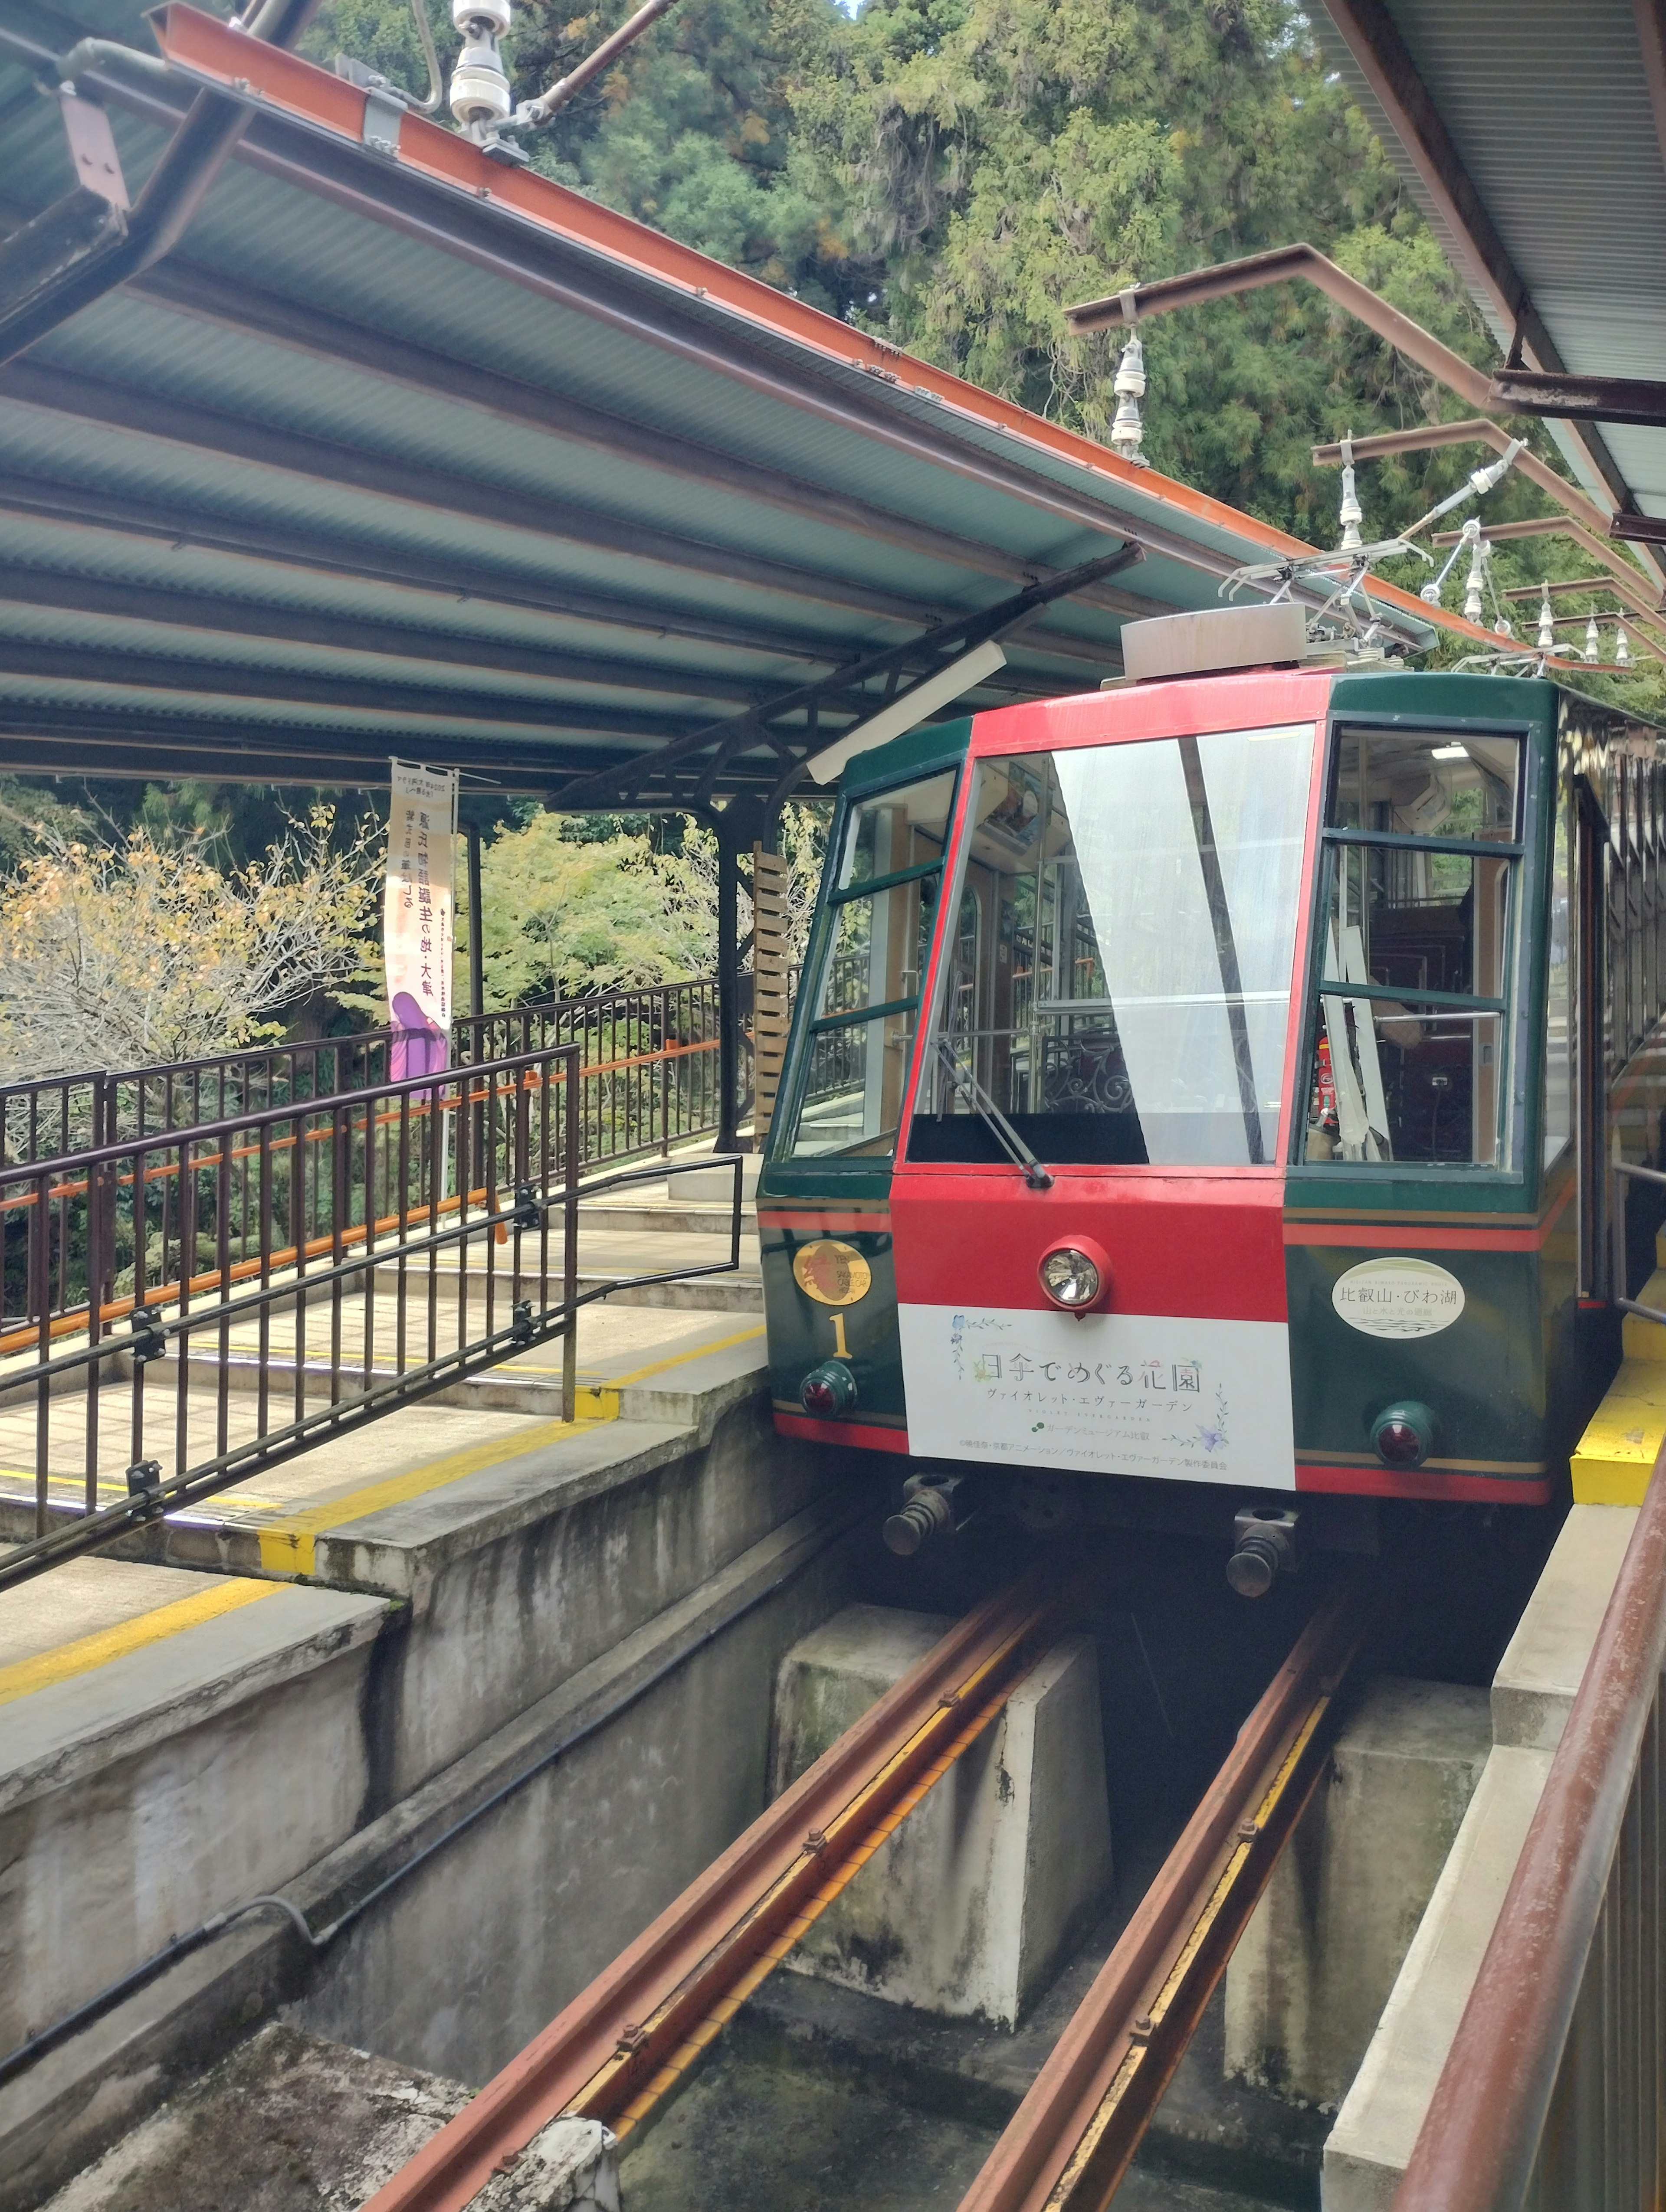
[{"left": 1394, "top": 1443, "right": 1666, "bottom": 2212}]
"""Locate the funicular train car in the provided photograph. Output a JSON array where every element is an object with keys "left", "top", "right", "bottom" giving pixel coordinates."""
[{"left": 757, "top": 608, "right": 1666, "bottom": 1589}]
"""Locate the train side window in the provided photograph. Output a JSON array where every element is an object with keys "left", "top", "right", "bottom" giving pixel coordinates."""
[
  {"left": 1303, "top": 728, "right": 1525, "bottom": 1169},
  {"left": 776, "top": 770, "right": 956, "bottom": 1160},
  {"left": 1544, "top": 794, "right": 1573, "bottom": 1168}
]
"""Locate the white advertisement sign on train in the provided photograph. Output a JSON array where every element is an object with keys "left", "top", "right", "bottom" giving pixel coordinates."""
[{"left": 897, "top": 1305, "right": 1295, "bottom": 1487}]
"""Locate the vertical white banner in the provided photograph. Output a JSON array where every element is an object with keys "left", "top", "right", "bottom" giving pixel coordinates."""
[{"left": 385, "top": 759, "right": 459, "bottom": 1083}]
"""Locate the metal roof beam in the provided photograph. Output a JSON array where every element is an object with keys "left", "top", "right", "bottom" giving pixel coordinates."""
[
  {"left": 558, "top": 545, "right": 1142, "bottom": 816},
  {"left": 0, "top": 471, "right": 858, "bottom": 666},
  {"left": 0, "top": 638, "right": 707, "bottom": 737},
  {"left": 129, "top": 260, "right": 1157, "bottom": 619},
  {"left": 1310, "top": 417, "right": 1617, "bottom": 539},
  {"left": 0, "top": 361, "right": 945, "bottom": 629},
  {"left": 0, "top": 562, "right": 782, "bottom": 706},
  {"left": 1488, "top": 369, "right": 1666, "bottom": 429},
  {"left": 0, "top": 703, "right": 790, "bottom": 794},
  {"left": 1317, "top": 0, "right": 1658, "bottom": 571}
]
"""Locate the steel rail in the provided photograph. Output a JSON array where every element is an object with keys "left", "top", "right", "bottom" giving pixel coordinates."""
[
  {"left": 1393, "top": 1441, "right": 1666, "bottom": 2212},
  {"left": 957, "top": 1576, "right": 1376, "bottom": 2212},
  {"left": 361, "top": 1556, "right": 1103, "bottom": 2212}
]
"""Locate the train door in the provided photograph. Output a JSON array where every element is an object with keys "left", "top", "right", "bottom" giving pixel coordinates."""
[
  {"left": 887, "top": 717, "right": 1319, "bottom": 1492},
  {"left": 1575, "top": 774, "right": 1608, "bottom": 1296}
]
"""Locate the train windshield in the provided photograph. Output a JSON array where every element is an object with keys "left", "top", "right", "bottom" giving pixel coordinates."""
[{"left": 910, "top": 725, "right": 1313, "bottom": 1168}]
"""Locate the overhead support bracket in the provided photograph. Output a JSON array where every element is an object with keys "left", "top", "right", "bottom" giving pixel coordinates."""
[
  {"left": 552, "top": 542, "right": 1145, "bottom": 819},
  {"left": 1488, "top": 370, "right": 1666, "bottom": 429},
  {"left": 0, "top": 186, "right": 128, "bottom": 334}
]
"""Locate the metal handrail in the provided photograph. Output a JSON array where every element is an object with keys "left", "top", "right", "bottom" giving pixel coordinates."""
[
  {"left": 0, "top": 1022, "right": 748, "bottom": 1588},
  {"left": 1394, "top": 1440, "right": 1666, "bottom": 2209},
  {"left": 0, "top": 975, "right": 728, "bottom": 1165}
]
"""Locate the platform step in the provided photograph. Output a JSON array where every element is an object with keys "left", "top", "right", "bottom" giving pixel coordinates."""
[
  {"left": 1571, "top": 1356, "right": 1666, "bottom": 1504},
  {"left": 575, "top": 1201, "right": 751, "bottom": 1234}
]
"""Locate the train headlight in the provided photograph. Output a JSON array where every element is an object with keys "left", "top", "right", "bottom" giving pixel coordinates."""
[
  {"left": 1039, "top": 1243, "right": 1108, "bottom": 1313},
  {"left": 1371, "top": 1400, "right": 1437, "bottom": 1469},
  {"left": 800, "top": 1360, "right": 857, "bottom": 1418}
]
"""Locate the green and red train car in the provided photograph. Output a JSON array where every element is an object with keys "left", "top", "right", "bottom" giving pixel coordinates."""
[{"left": 757, "top": 635, "right": 1666, "bottom": 1580}]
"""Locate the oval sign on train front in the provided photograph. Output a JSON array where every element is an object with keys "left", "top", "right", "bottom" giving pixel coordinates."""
[{"left": 1332, "top": 1257, "right": 1465, "bottom": 1338}]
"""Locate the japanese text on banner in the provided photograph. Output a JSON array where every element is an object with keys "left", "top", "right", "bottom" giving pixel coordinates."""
[{"left": 384, "top": 758, "right": 458, "bottom": 1084}]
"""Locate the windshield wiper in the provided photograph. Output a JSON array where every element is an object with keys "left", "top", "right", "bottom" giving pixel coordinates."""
[{"left": 936, "top": 1039, "right": 1053, "bottom": 1189}]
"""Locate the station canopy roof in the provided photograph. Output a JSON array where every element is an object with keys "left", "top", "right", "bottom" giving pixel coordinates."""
[
  {"left": 1317, "top": 0, "right": 1666, "bottom": 543},
  {"left": 0, "top": 0, "right": 1455, "bottom": 812}
]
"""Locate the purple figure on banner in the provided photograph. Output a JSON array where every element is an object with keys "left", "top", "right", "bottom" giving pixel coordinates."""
[{"left": 390, "top": 990, "right": 448, "bottom": 1092}]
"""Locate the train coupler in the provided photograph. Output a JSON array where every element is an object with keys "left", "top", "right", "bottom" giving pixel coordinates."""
[
  {"left": 1227, "top": 1505, "right": 1304, "bottom": 1598},
  {"left": 883, "top": 1473, "right": 971, "bottom": 1557}
]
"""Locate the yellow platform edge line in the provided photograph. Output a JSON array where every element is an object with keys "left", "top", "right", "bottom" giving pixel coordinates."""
[
  {"left": 0, "top": 1577, "right": 277, "bottom": 1709},
  {"left": 255, "top": 1413, "right": 597, "bottom": 1575},
  {"left": 1572, "top": 1351, "right": 1666, "bottom": 1506}
]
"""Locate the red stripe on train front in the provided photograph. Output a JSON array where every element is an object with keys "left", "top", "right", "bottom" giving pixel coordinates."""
[
  {"left": 889, "top": 1168, "right": 1288, "bottom": 1322},
  {"left": 1295, "top": 1463, "right": 1551, "bottom": 1505},
  {"left": 773, "top": 1411, "right": 913, "bottom": 1455}
]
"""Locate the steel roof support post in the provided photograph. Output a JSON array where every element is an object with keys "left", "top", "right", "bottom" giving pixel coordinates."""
[
  {"left": 714, "top": 805, "right": 743, "bottom": 1156},
  {"left": 713, "top": 798, "right": 762, "bottom": 1155}
]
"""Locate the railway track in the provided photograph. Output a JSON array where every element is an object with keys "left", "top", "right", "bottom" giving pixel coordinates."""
[
  {"left": 365, "top": 1564, "right": 1374, "bottom": 2212},
  {"left": 958, "top": 1575, "right": 1374, "bottom": 2212},
  {"left": 362, "top": 1556, "right": 1099, "bottom": 2212}
]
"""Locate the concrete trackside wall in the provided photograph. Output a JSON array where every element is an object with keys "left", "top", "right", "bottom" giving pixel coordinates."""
[
  {"left": 295, "top": 1500, "right": 866, "bottom": 2085},
  {"left": 0, "top": 1385, "right": 877, "bottom": 2210},
  {"left": 349, "top": 1394, "right": 838, "bottom": 1798}
]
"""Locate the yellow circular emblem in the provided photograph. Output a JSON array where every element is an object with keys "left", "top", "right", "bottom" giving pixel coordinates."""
[{"left": 791, "top": 1239, "right": 872, "bottom": 1308}]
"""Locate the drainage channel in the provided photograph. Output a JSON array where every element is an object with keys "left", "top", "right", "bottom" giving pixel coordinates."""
[{"left": 367, "top": 1564, "right": 1379, "bottom": 2212}]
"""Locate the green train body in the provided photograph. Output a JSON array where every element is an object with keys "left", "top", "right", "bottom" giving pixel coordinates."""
[{"left": 757, "top": 661, "right": 1666, "bottom": 1535}]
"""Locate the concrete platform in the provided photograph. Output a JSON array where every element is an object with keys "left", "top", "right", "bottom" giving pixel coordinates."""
[
  {"left": 1571, "top": 1222, "right": 1666, "bottom": 1502},
  {"left": 0, "top": 1554, "right": 390, "bottom": 2064},
  {"left": 0, "top": 1302, "right": 872, "bottom": 2209},
  {"left": 0, "top": 1303, "right": 769, "bottom": 1567}
]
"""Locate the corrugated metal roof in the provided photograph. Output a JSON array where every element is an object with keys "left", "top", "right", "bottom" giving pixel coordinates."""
[
  {"left": 1315, "top": 0, "right": 1666, "bottom": 525},
  {"left": 0, "top": 0, "right": 1456, "bottom": 800}
]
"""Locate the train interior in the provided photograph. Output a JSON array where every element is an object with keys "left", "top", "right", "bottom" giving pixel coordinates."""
[{"left": 1304, "top": 728, "right": 1522, "bottom": 1170}]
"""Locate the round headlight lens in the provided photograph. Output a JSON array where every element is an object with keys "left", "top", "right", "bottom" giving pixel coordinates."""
[
  {"left": 1040, "top": 1247, "right": 1102, "bottom": 1310},
  {"left": 1371, "top": 1400, "right": 1437, "bottom": 1469}
]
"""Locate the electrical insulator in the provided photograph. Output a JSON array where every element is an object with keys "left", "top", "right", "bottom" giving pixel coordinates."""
[
  {"left": 1110, "top": 334, "right": 1147, "bottom": 466},
  {"left": 1585, "top": 614, "right": 1601, "bottom": 663},
  {"left": 1617, "top": 624, "right": 1632, "bottom": 668},
  {"left": 450, "top": 0, "right": 512, "bottom": 129},
  {"left": 1338, "top": 435, "right": 1363, "bottom": 553},
  {"left": 1538, "top": 587, "right": 1555, "bottom": 654},
  {"left": 1463, "top": 533, "right": 1487, "bottom": 625}
]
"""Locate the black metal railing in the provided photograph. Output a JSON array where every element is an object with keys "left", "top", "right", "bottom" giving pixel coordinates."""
[
  {"left": 0, "top": 978, "right": 729, "bottom": 1175},
  {"left": 0, "top": 1046, "right": 744, "bottom": 1591},
  {"left": 0, "top": 980, "right": 742, "bottom": 1327}
]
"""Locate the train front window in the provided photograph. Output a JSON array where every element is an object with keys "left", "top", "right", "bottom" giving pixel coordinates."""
[
  {"left": 778, "top": 769, "right": 955, "bottom": 1160},
  {"left": 1302, "top": 729, "right": 1524, "bottom": 1168},
  {"left": 910, "top": 725, "right": 1312, "bottom": 1168}
]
